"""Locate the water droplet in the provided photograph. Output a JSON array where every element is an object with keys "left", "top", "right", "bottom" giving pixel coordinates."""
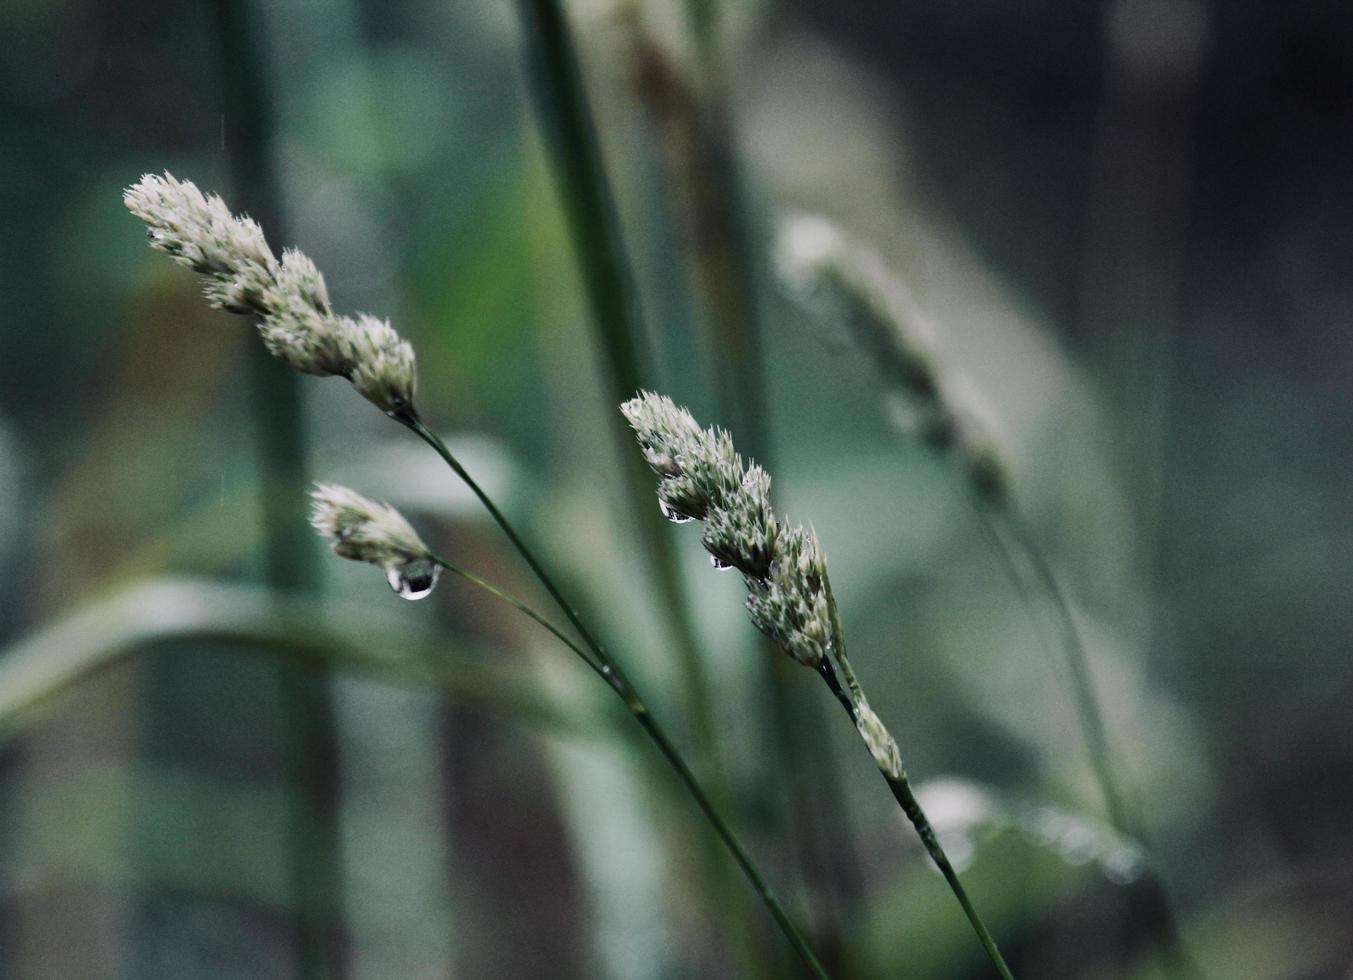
[
  {"left": 659, "top": 499, "right": 692, "bottom": 524},
  {"left": 710, "top": 555, "right": 734, "bottom": 571},
  {"left": 386, "top": 559, "right": 441, "bottom": 600}
]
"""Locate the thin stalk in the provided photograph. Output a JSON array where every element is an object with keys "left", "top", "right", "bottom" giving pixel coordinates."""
[
  {"left": 511, "top": 20, "right": 758, "bottom": 972},
  {"left": 982, "top": 507, "right": 1130, "bottom": 832},
  {"left": 401, "top": 411, "right": 828, "bottom": 979},
  {"left": 514, "top": 0, "right": 725, "bottom": 802},
  {"left": 429, "top": 553, "right": 603, "bottom": 674},
  {"left": 816, "top": 580, "right": 1016, "bottom": 979},
  {"left": 211, "top": 0, "right": 341, "bottom": 976},
  {"left": 979, "top": 503, "right": 1198, "bottom": 978},
  {"left": 404, "top": 415, "right": 603, "bottom": 656},
  {"left": 799, "top": 211, "right": 1195, "bottom": 969},
  {"left": 884, "top": 775, "right": 1016, "bottom": 980},
  {"left": 632, "top": 10, "right": 864, "bottom": 940}
]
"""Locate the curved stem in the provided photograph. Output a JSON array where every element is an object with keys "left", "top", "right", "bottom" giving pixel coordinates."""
[
  {"left": 403, "top": 413, "right": 829, "bottom": 979},
  {"left": 817, "top": 586, "right": 1016, "bottom": 979},
  {"left": 984, "top": 507, "right": 1130, "bottom": 830},
  {"left": 403, "top": 416, "right": 607, "bottom": 657},
  {"left": 430, "top": 553, "right": 604, "bottom": 675},
  {"left": 980, "top": 505, "right": 1199, "bottom": 978}
]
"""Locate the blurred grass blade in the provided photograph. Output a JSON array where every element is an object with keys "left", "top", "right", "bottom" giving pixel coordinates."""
[
  {"left": 0, "top": 578, "right": 616, "bottom": 742},
  {"left": 211, "top": 0, "right": 339, "bottom": 973},
  {"left": 512, "top": 3, "right": 761, "bottom": 969}
]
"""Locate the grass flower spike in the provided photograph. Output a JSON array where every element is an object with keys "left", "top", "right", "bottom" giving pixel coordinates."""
[
  {"left": 620, "top": 392, "right": 778, "bottom": 578},
  {"left": 776, "top": 210, "right": 1199, "bottom": 975},
  {"left": 623, "top": 390, "right": 1016, "bottom": 980},
  {"left": 854, "top": 699, "right": 903, "bottom": 780},
  {"left": 744, "top": 524, "right": 831, "bottom": 668},
  {"left": 125, "top": 173, "right": 415, "bottom": 415},
  {"left": 774, "top": 211, "right": 1008, "bottom": 502},
  {"left": 346, "top": 313, "right": 418, "bottom": 415},
  {"left": 309, "top": 483, "right": 440, "bottom": 599},
  {"left": 776, "top": 212, "right": 939, "bottom": 404},
  {"left": 124, "top": 171, "right": 276, "bottom": 304}
]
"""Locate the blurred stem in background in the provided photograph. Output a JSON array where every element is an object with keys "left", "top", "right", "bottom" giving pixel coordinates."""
[
  {"left": 630, "top": 5, "right": 863, "bottom": 962},
  {"left": 1072, "top": 1, "right": 1208, "bottom": 974},
  {"left": 978, "top": 501, "right": 1198, "bottom": 979},
  {"left": 211, "top": 0, "right": 343, "bottom": 975},
  {"left": 775, "top": 211, "right": 1200, "bottom": 976},
  {"left": 512, "top": 0, "right": 767, "bottom": 972}
]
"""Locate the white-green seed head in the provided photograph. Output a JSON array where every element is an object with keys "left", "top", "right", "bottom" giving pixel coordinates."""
[
  {"left": 701, "top": 465, "right": 778, "bottom": 580},
  {"left": 777, "top": 211, "right": 1013, "bottom": 498},
  {"left": 855, "top": 699, "right": 903, "bottom": 779},
  {"left": 309, "top": 483, "right": 433, "bottom": 571},
  {"left": 622, "top": 392, "right": 745, "bottom": 522},
  {"left": 347, "top": 314, "right": 417, "bottom": 415},
  {"left": 622, "top": 392, "right": 840, "bottom": 667},
  {"left": 942, "top": 373, "right": 1011, "bottom": 501},
  {"left": 621, "top": 391, "right": 706, "bottom": 475},
  {"left": 775, "top": 211, "right": 938, "bottom": 401},
  {"left": 255, "top": 251, "right": 354, "bottom": 377},
  {"left": 126, "top": 173, "right": 419, "bottom": 414},
  {"left": 745, "top": 524, "right": 834, "bottom": 667},
  {"left": 125, "top": 172, "right": 277, "bottom": 314}
]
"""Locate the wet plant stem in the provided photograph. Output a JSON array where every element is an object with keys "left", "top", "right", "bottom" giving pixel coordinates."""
[
  {"left": 402, "top": 412, "right": 829, "bottom": 979},
  {"left": 814, "top": 583, "right": 1016, "bottom": 980}
]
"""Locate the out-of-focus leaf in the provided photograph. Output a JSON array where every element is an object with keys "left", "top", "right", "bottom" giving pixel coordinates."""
[{"left": 0, "top": 578, "right": 620, "bottom": 742}]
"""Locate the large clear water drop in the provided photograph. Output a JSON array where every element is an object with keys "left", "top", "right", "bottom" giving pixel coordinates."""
[
  {"left": 659, "top": 499, "right": 693, "bottom": 524},
  {"left": 386, "top": 558, "right": 442, "bottom": 600}
]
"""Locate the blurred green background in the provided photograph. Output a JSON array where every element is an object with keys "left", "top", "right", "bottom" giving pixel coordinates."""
[{"left": 2, "top": 0, "right": 1351, "bottom": 977}]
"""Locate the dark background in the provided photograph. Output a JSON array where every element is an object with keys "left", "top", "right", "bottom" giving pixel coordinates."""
[{"left": 1, "top": 0, "right": 1350, "bottom": 977}]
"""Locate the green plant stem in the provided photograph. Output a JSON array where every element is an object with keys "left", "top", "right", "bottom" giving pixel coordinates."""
[
  {"left": 637, "top": 9, "right": 865, "bottom": 940},
  {"left": 430, "top": 554, "right": 602, "bottom": 673},
  {"left": 405, "top": 415, "right": 603, "bottom": 656},
  {"left": 402, "top": 412, "right": 828, "bottom": 979},
  {"left": 978, "top": 503, "right": 1198, "bottom": 979},
  {"left": 983, "top": 507, "right": 1129, "bottom": 830},
  {"left": 211, "top": 1, "right": 340, "bottom": 976},
  {"left": 815, "top": 583, "right": 1016, "bottom": 980},
  {"left": 511, "top": 15, "right": 751, "bottom": 969},
  {"left": 514, "top": 0, "right": 725, "bottom": 798},
  {"left": 615, "top": 675, "right": 825, "bottom": 980},
  {"left": 884, "top": 775, "right": 1016, "bottom": 980}
]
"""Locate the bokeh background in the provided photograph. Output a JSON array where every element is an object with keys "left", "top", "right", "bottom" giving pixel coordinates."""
[{"left": 2, "top": 0, "right": 1351, "bottom": 977}]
